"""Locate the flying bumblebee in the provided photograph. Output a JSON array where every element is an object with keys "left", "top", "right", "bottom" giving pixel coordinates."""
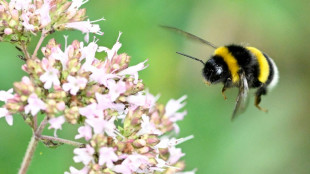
[{"left": 161, "top": 26, "right": 279, "bottom": 120}]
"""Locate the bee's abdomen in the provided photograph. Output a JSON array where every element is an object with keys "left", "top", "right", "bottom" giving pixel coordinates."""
[
  {"left": 213, "top": 44, "right": 278, "bottom": 89},
  {"left": 245, "top": 47, "right": 279, "bottom": 89},
  {"left": 246, "top": 47, "right": 270, "bottom": 84},
  {"left": 263, "top": 53, "right": 279, "bottom": 89}
]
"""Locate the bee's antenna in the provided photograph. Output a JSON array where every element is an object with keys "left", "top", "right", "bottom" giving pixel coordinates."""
[{"left": 176, "top": 52, "right": 205, "bottom": 65}]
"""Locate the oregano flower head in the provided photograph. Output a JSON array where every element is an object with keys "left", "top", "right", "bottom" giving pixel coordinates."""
[{"left": 0, "top": 0, "right": 196, "bottom": 173}]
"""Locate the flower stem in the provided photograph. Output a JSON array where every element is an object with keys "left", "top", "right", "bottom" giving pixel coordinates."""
[
  {"left": 35, "top": 116, "right": 48, "bottom": 136},
  {"left": 32, "top": 31, "right": 46, "bottom": 59},
  {"left": 18, "top": 135, "right": 38, "bottom": 174},
  {"left": 18, "top": 115, "right": 84, "bottom": 174},
  {"left": 39, "top": 135, "right": 85, "bottom": 148},
  {"left": 18, "top": 116, "right": 47, "bottom": 174},
  {"left": 21, "top": 43, "right": 31, "bottom": 60},
  {"left": 33, "top": 115, "right": 37, "bottom": 131}
]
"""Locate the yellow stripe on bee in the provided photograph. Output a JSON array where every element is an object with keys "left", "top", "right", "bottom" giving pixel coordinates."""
[
  {"left": 246, "top": 47, "right": 269, "bottom": 83},
  {"left": 214, "top": 47, "right": 240, "bottom": 83}
]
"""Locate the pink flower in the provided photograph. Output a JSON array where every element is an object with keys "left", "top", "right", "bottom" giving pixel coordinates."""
[
  {"left": 144, "top": 90, "right": 160, "bottom": 108},
  {"left": 65, "top": 18, "right": 105, "bottom": 42},
  {"left": 64, "top": 166, "right": 88, "bottom": 174},
  {"left": 56, "top": 102, "right": 66, "bottom": 111},
  {"left": 164, "top": 95, "right": 188, "bottom": 133},
  {"left": 41, "top": 57, "right": 54, "bottom": 70},
  {"left": 86, "top": 117, "right": 118, "bottom": 138},
  {"left": 118, "top": 59, "right": 148, "bottom": 83},
  {"left": 127, "top": 90, "right": 159, "bottom": 108},
  {"left": 0, "top": 88, "right": 14, "bottom": 103},
  {"left": 80, "top": 41, "right": 98, "bottom": 71},
  {"left": 169, "top": 110, "right": 187, "bottom": 122},
  {"left": 50, "top": 46, "right": 68, "bottom": 70},
  {"left": 153, "top": 155, "right": 170, "bottom": 171},
  {"left": 48, "top": 116, "right": 65, "bottom": 130},
  {"left": 39, "top": 67, "right": 60, "bottom": 89},
  {"left": 21, "top": 76, "right": 33, "bottom": 86},
  {"left": 165, "top": 95, "right": 187, "bottom": 117},
  {"left": 73, "top": 144, "right": 94, "bottom": 165},
  {"left": 68, "top": 0, "right": 89, "bottom": 12},
  {"left": 106, "top": 79, "right": 126, "bottom": 102},
  {"left": 89, "top": 66, "right": 117, "bottom": 86},
  {"left": 167, "top": 147, "right": 185, "bottom": 165},
  {"left": 155, "top": 135, "right": 194, "bottom": 149},
  {"left": 98, "top": 32, "right": 122, "bottom": 60},
  {"left": 24, "top": 93, "right": 46, "bottom": 116},
  {"left": 21, "top": 12, "right": 35, "bottom": 31},
  {"left": 0, "top": 108, "right": 13, "bottom": 126},
  {"left": 137, "top": 114, "right": 162, "bottom": 136},
  {"left": 75, "top": 125, "right": 92, "bottom": 141},
  {"left": 113, "top": 164, "right": 131, "bottom": 174},
  {"left": 9, "top": 0, "right": 31, "bottom": 10},
  {"left": 4, "top": 28, "right": 13, "bottom": 35},
  {"left": 96, "top": 93, "right": 125, "bottom": 113},
  {"left": 63, "top": 76, "right": 88, "bottom": 95},
  {"left": 98, "top": 147, "right": 118, "bottom": 167},
  {"left": 79, "top": 103, "right": 103, "bottom": 119},
  {"left": 113, "top": 154, "right": 149, "bottom": 174},
  {"left": 126, "top": 92, "right": 146, "bottom": 106},
  {"left": 36, "top": 0, "right": 51, "bottom": 27},
  {"left": 10, "top": 9, "right": 19, "bottom": 20},
  {"left": 173, "top": 123, "right": 181, "bottom": 134},
  {"left": 48, "top": 116, "right": 65, "bottom": 136},
  {"left": 85, "top": 118, "right": 106, "bottom": 134}
]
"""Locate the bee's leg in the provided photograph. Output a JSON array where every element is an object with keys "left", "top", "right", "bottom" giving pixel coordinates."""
[
  {"left": 255, "top": 86, "right": 268, "bottom": 112},
  {"left": 204, "top": 80, "right": 211, "bottom": 86},
  {"left": 221, "top": 80, "right": 232, "bottom": 100},
  {"left": 221, "top": 86, "right": 228, "bottom": 100}
]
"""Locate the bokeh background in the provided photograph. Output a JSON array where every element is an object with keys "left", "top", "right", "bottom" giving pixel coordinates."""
[{"left": 1, "top": 0, "right": 310, "bottom": 173}]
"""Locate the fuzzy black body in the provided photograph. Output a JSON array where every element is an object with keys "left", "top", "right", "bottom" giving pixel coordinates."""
[
  {"left": 203, "top": 44, "right": 279, "bottom": 118},
  {"left": 203, "top": 44, "right": 277, "bottom": 89},
  {"left": 160, "top": 25, "right": 279, "bottom": 119},
  {"left": 225, "top": 45, "right": 259, "bottom": 87}
]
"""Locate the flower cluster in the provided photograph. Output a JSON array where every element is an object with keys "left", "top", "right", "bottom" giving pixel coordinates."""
[
  {"left": 0, "top": 0, "right": 103, "bottom": 46},
  {"left": 0, "top": 0, "right": 195, "bottom": 173},
  {"left": 0, "top": 31, "right": 194, "bottom": 173}
]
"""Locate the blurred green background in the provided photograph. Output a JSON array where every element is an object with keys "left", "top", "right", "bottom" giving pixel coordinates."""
[{"left": 1, "top": 0, "right": 310, "bottom": 173}]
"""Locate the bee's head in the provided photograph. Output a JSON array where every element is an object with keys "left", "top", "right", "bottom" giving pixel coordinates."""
[
  {"left": 174, "top": 52, "right": 228, "bottom": 84},
  {"left": 203, "top": 57, "right": 228, "bottom": 84}
]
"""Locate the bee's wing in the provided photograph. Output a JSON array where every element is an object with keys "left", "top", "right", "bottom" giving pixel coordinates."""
[
  {"left": 160, "top": 25, "right": 217, "bottom": 49},
  {"left": 231, "top": 71, "right": 250, "bottom": 120}
]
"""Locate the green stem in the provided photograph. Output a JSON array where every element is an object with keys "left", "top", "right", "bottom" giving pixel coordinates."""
[
  {"left": 35, "top": 116, "right": 48, "bottom": 136},
  {"left": 39, "top": 135, "right": 85, "bottom": 148},
  {"left": 18, "top": 116, "right": 47, "bottom": 174},
  {"left": 18, "top": 115, "right": 85, "bottom": 173},
  {"left": 18, "top": 135, "right": 38, "bottom": 174},
  {"left": 32, "top": 31, "right": 46, "bottom": 59},
  {"left": 21, "top": 43, "right": 31, "bottom": 60}
]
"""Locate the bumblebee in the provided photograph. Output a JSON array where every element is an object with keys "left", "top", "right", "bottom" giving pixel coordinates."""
[{"left": 162, "top": 26, "right": 279, "bottom": 119}]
